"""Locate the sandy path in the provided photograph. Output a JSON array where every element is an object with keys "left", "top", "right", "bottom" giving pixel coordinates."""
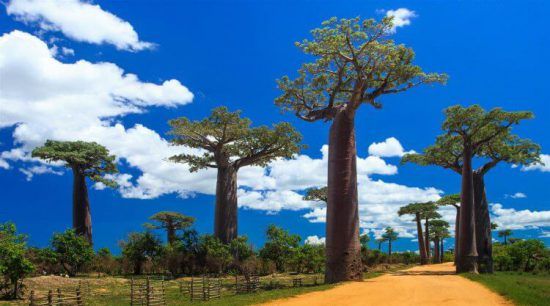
[{"left": 260, "top": 263, "right": 512, "bottom": 306}]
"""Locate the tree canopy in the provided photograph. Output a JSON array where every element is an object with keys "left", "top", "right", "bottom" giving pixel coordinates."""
[
  {"left": 402, "top": 105, "right": 541, "bottom": 175},
  {"left": 382, "top": 227, "right": 398, "bottom": 242},
  {"left": 303, "top": 186, "right": 328, "bottom": 202},
  {"left": 276, "top": 17, "right": 447, "bottom": 122},
  {"left": 168, "top": 107, "right": 304, "bottom": 171},
  {"left": 31, "top": 140, "right": 118, "bottom": 187}
]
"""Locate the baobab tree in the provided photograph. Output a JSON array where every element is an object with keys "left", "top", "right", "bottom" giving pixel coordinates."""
[
  {"left": 403, "top": 105, "right": 539, "bottom": 272},
  {"left": 145, "top": 211, "right": 195, "bottom": 246},
  {"left": 429, "top": 219, "right": 450, "bottom": 263},
  {"left": 382, "top": 227, "right": 398, "bottom": 263},
  {"left": 375, "top": 237, "right": 387, "bottom": 251},
  {"left": 169, "top": 107, "right": 303, "bottom": 243},
  {"left": 498, "top": 229, "right": 512, "bottom": 245},
  {"left": 276, "top": 16, "right": 446, "bottom": 283},
  {"left": 397, "top": 203, "right": 428, "bottom": 264},
  {"left": 419, "top": 203, "right": 441, "bottom": 262},
  {"left": 32, "top": 140, "right": 117, "bottom": 244},
  {"left": 436, "top": 194, "right": 460, "bottom": 264},
  {"left": 303, "top": 186, "right": 328, "bottom": 203}
]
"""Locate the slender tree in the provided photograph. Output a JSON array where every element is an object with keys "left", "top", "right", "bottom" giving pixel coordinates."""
[
  {"left": 375, "top": 237, "right": 387, "bottom": 251},
  {"left": 276, "top": 16, "right": 446, "bottom": 283},
  {"left": 397, "top": 203, "right": 428, "bottom": 264},
  {"left": 382, "top": 227, "right": 398, "bottom": 263},
  {"left": 403, "top": 105, "right": 538, "bottom": 273},
  {"left": 145, "top": 212, "right": 195, "bottom": 246},
  {"left": 418, "top": 203, "right": 441, "bottom": 261},
  {"left": 498, "top": 229, "right": 512, "bottom": 245},
  {"left": 436, "top": 194, "right": 461, "bottom": 264},
  {"left": 169, "top": 107, "right": 303, "bottom": 243},
  {"left": 32, "top": 140, "right": 117, "bottom": 244},
  {"left": 429, "top": 220, "right": 450, "bottom": 264},
  {"left": 359, "top": 233, "right": 370, "bottom": 249},
  {"left": 440, "top": 228, "right": 451, "bottom": 263}
]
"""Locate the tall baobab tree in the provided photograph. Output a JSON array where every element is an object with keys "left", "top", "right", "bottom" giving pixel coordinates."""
[
  {"left": 376, "top": 237, "right": 387, "bottom": 251},
  {"left": 32, "top": 140, "right": 117, "bottom": 244},
  {"left": 382, "top": 227, "right": 398, "bottom": 263},
  {"left": 276, "top": 16, "right": 446, "bottom": 283},
  {"left": 404, "top": 105, "right": 538, "bottom": 273},
  {"left": 419, "top": 202, "right": 441, "bottom": 261},
  {"left": 498, "top": 229, "right": 512, "bottom": 245},
  {"left": 169, "top": 107, "right": 303, "bottom": 243},
  {"left": 404, "top": 105, "right": 536, "bottom": 273},
  {"left": 429, "top": 219, "right": 450, "bottom": 264},
  {"left": 397, "top": 203, "right": 428, "bottom": 264},
  {"left": 145, "top": 211, "right": 195, "bottom": 246}
]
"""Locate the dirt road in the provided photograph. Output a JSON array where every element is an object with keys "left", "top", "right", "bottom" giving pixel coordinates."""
[{"left": 261, "top": 263, "right": 512, "bottom": 306}]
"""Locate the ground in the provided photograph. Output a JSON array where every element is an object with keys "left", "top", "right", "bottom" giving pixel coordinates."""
[{"left": 261, "top": 263, "right": 512, "bottom": 306}]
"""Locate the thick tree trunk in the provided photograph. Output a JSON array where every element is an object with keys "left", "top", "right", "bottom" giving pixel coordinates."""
[
  {"left": 167, "top": 225, "right": 176, "bottom": 246},
  {"left": 425, "top": 218, "right": 431, "bottom": 260},
  {"left": 72, "top": 168, "right": 92, "bottom": 244},
  {"left": 454, "top": 206, "right": 460, "bottom": 265},
  {"left": 441, "top": 238, "right": 445, "bottom": 262},
  {"left": 457, "top": 144, "right": 478, "bottom": 273},
  {"left": 325, "top": 109, "right": 362, "bottom": 283},
  {"left": 474, "top": 172, "right": 493, "bottom": 273},
  {"left": 388, "top": 240, "right": 392, "bottom": 263},
  {"left": 433, "top": 238, "right": 440, "bottom": 263},
  {"left": 214, "top": 166, "right": 238, "bottom": 244},
  {"left": 416, "top": 213, "right": 428, "bottom": 265}
]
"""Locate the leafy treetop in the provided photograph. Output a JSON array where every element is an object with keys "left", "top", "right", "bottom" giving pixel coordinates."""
[
  {"left": 402, "top": 105, "right": 541, "bottom": 175},
  {"left": 436, "top": 194, "right": 461, "bottom": 209},
  {"left": 303, "top": 186, "right": 328, "bottom": 202},
  {"left": 31, "top": 140, "right": 118, "bottom": 187},
  {"left": 382, "top": 227, "right": 398, "bottom": 242},
  {"left": 429, "top": 219, "right": 450, "bottom": 239},
  {"left": 147, "top": 211, "right": 195, "bottom": 230},
  {"left": 169, "top": 107, "right": 304, "bottom": 171},
  {"left": 276, "top": 17, "right": 447, "bottom": 122}
]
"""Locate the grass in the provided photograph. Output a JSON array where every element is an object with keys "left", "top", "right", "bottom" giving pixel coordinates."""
[{"left": 463, "top": 271, "right": 550, "bottom": 306}]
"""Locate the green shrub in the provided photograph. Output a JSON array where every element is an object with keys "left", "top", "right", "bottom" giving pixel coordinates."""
[
  {"left": 51, "top": 229, "right": 93, "bottom": 277},
  {"left": 0, "top": 222, "right": 34, "bottom": 299}
]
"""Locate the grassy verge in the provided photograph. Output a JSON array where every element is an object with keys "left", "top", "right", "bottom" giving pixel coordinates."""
[{"left": 463, "top": 272, "right": 550, "bottom": 306}]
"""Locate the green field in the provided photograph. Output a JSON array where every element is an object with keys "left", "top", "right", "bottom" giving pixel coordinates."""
[{"left": 463, "top": 272, "right": 550, "bottom": 306}]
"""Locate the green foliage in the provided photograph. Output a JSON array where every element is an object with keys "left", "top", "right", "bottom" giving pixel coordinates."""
[
  {"left": 169, "top": 107, "right": 304, "bottom": 171},
  {"left": 303, "top": 186, "right": 328, "bottom": 203},
  {"left": 92, "top": 247, "right": 119, "bottom": 276},
  {"left": 359, "top": 234, "right": 370, "bottom": 249},
  {"left": 148, "top": 211, "right": 195, "bottom": 230},
  {"left": 402, "top": 105, "right": 541, "bottom": 176},
  {"left": 498, "top": 229, "right": 513, "bottom": 244},
  {"left": 31, "top": 140, "right": 118, "bottom": 187},
  {"left": 120, "top": 231, "right": 163, "bottom": 275},
  {"left": 229, "top": 236, "right": 254, "bottom": 262},
  {"left": 51, "top": 229, "right": 93, "bottom": 276},
  {"left": 0, "top": 222, "right": 34, "bottom": 299},
  {"left": 276, "top": 17, "right": 446, "bottom": 122},
  {"left": 198, "top": 235, "right": 232, "bottom": 274},
  {"left": 382, "top": 227, "right": 398, "bottom": 242},
  {"left": 259, "top": 225, "right": 301, "bottom": 272},
  {"left": 26, "top": 247, "right": 58, "bottom": 275},
  {"left": 493, "top": 239, "right": 549, "bottom": 272},
  {"left": 289, "top": 244, "right": 325, "bottom": 274},
  {"left": 429, "top": 220, "right": 450, "bottom": 240},
  {"left": 436, "top": 194, "right": 461, "bottom": 207}
]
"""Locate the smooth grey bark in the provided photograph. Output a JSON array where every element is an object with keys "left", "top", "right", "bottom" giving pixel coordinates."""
[
  {"left": 214, "top": 166, "right": 238, "bottom": 244},
  {"left": 433, "top": 238, "right": 440, "bottom": 263},
  {"left": 325, "top": 109, "right": 362, "bottom": 283},
  {"left": 454, "top": 206, "right": 460, "bottom": 265},
  {"left": 457, "top": 144, "right": 478, "bottom": 273},
  {"left": 72, "top": 167, "right": 92, "bottom": 244}
]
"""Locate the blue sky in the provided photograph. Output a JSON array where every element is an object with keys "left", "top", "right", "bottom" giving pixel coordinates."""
[{"left": 0, "top": 0, "right": 549, "bottom": 253}]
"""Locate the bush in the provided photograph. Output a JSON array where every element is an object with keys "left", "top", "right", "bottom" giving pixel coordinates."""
[
  {"left": 0, "top": 222, "right": 34, "bottom": 299},
  {"left": 493, "top": 239, "right": 549, "bottom": 272},
  {"left": 259, "top": 225, "right": 300, "bottom": 272},
  {"left": 120, "top": 231, "right": 163, "bottom": 275},
  {"left": 51, "top": 230, "right": 94, "bottom": 276},
  {"left": 197, "top": 235, "right": 231, "bottom": 274}
]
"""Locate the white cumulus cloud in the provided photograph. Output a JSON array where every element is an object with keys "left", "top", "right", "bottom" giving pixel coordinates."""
[
  {"left": 505, "top": 192, "right": 527, "bottom": 199},
  {"left": 491, "top": 203, "right": 550, "bottom": 230},
  {"left": 385, "top": 8, "right": 417, "bottom": 33},
  {"left": 6, "top": 0, "right": 153, "bottom": 51},
  {"left": 521, "top": 154, "right": 550, "bottom": 172},
  {"left": 368, "top": 137, "right": 415, "bottom": 158},
  {"left": 305, "top": 235, "right": 326, "bottom": 245}
]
